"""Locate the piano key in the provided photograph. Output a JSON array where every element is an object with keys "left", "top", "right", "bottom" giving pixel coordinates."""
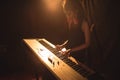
[{"left": 37, "top": 39, "right": 93, "bottom": 78}]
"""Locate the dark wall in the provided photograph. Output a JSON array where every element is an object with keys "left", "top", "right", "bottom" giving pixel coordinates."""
[
  {"left": 99, "top": 0, "right": 120, "bottom": 80},
  {"left": 0, "top": 0, "right": 67, "bottom": 75}
]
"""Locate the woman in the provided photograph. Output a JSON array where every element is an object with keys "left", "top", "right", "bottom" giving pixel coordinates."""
[{"left": 56, "top": 0, "right": 91, "bottom": 63}]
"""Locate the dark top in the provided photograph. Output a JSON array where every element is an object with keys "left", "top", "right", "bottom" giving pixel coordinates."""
[
  {"left": 66, "top": 19, "right": 87, "bottom": 62},
  {"left": 67, "top": 22, "right": 84, "bottom": 49}
]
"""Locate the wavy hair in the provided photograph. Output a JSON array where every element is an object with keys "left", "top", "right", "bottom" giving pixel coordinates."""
[{"left": 63, "top": 0, "right": 85, "bottom": 21}]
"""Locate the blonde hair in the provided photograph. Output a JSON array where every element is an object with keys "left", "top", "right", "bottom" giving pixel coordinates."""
[{"left": 63, "top": 0, "right": 84, "bottom": 21}]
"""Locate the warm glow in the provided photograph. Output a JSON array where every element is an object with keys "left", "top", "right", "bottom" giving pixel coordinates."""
[{"left": 42, "top": 0, "right": 61, "bottom": 12}]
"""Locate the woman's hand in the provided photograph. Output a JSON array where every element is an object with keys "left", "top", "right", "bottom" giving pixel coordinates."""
[
  {"left": 61, "top": 49, "right": 71, "bottom": 56},
  {"left": 55, "top": 44, "right": 63, "bottom": 51},
  {"left": 55, "top": 40, "right": 68, "bottom": 51}
]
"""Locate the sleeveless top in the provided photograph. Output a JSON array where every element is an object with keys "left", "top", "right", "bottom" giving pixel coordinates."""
[
  {"left": 66, "top": 19, "right": 86, "bottom": 62},
  {"left": 67, "top": 22, "right": 84, "bottom": 49}
]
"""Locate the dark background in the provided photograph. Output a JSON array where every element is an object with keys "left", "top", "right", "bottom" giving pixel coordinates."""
[{"left": 0, "top": 0, "right": 120, "bottom": 80}]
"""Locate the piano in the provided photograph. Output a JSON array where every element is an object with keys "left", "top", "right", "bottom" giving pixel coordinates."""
[{"left": 23, "top": 38, "right": 100, "bottom": 80}]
